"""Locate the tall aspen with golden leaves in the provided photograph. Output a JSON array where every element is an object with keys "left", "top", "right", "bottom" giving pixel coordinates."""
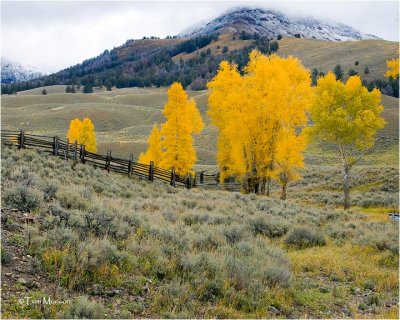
[
  {"left": 67, "top": 117, "right": 97, "bottom": 152},
  {"left": 158, "top": 82, "right": 204, "bottom": 175},
  {"left": 208, "top": 50, "right": 313, "bottom": 195},
  {"left": 80, "top": 118, "right": 97, "bottom": 153},
  {"left": 138, "top": 124, "right": 162, "bottom": 165},
  {"left": 67, "top": 118, "right": 82, "bottom": 144},
  {"left": 273, "top": 130, "right": 307, "bottom": 200},
  {"left": 308, "top": 73, "right": 386, "bottom": 209},
  {"left": 385, "top": 57, "right": 399, "bottom": 79}
]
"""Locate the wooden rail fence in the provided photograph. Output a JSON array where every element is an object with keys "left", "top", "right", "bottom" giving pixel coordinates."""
[{"left": 1, "top": 130, "right": 244, "bottom": 190}]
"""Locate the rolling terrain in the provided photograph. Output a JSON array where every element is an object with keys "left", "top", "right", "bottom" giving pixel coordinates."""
[
  {"left": 1, "top": 143, "right": 398, "bottom": 318},
  {"left": 1, "top": 6, "right": 399, "bottom": 319},
  {"left": 2, "top": 7, "right": 398, "bottom": 94},
  {"left": 1, "top": 85, "right": 398, "bottom": 168}
]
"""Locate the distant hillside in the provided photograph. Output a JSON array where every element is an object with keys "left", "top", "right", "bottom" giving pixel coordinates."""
[
  {"left": 1, "top": 7, "right": 397, "bottom": 96},
  {"left": 277, "top": 38, "right": 398, "bottom": 81},
  {"left": 1, "top": 57, "right": 43, "bottom": 84},
  {"left": 181, "top": 7, "right": 380, "bottom": 41}
]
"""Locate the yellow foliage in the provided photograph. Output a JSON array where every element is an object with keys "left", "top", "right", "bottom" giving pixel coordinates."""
[
  {"left": 158, "top": 82, "right": 204, "bottom": 175},
  {"left": 308, "top": 73, "right": 385, "bottom": 157},
  {"left": 308, "top": 72, "right": 386, "bottom": 209},
  {"left": 67, "top": 118, "right": 82, "bottom": 144},
  {"left": 208, "top": 50, "right": 314, "bottom": 194},
  {"left": 385, "top": 57, "right": 399, "bottom": 79},
  {"left": 138, "top": 124, "right": 162, "bottom": 165},
  {"left": 66, "top": 117, "right": 97, "bottom": 152},
  {"left": 273, "top": 130, "right": 307, "bottom": 198},
  {"left": 80, "top": 118, "right": 97, "bottom": 152},
  {"left": 139, "top": 83, "right": 204, "bottom": 175}
]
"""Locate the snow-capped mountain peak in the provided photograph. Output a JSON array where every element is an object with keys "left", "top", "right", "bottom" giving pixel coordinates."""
[
  {"left": 180, "top": 7, "right": 380, "bottom": 42},
  {"left": 1, "top": 57, "right": 44, "bottom": 84}
]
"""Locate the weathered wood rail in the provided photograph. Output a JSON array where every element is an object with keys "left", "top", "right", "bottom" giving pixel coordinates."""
[{"left": 1, "top": 130, "right": 244, "bottom": 191}]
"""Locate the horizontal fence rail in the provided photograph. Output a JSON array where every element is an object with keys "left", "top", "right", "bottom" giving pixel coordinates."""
[
  {"left": 2, "top": 129, "right": 229, "bottom": 190},
  {"left": 1, "top": 130, "right": 245, "bottom": 191}
]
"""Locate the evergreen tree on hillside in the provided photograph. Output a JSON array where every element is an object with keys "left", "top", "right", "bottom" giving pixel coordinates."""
[
  {"left": 333, "top": 64, "right": 343, "bottom": 81},
  {"left": 269, "top": 41, "right": 279, "bottom": 53},
  {"left": 83, "top": 84, "right": 93, "bottom": 93},
  {"left": 104, "top": 80, "right": 112, "bottom": 91},
  {"left": 348, "top": 69, "right": 358, "bottom": 76},
  {"left": 311, "top": 68, "right": 319, "bottom": 86}
]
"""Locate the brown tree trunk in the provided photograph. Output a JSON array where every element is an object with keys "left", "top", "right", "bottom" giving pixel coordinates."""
[
  {"left": 343, "top": 165, "right": 350, "bottom": 210},
  {"left": 255, "top": 182, "right": 259, "bottom": 194},
  {"left": 281, "top": 183, "right": 287, "bottom": 200},
  {"left": 266, "top": 177, "right": 271, "bottom": 196},
  {"left": 260, "top": 177, "right": 266, "bottom": 194}
]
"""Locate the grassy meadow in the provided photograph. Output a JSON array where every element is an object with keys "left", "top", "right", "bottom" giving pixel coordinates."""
[
  {"left": 1, "top": 76, "right": 399, "bottom": 318},
  {"left": 1, "top": 147, "right": 398, "bottom": 318},
  {"left": 173, "top": 35, "right": 398, "bottom": 82},
  {"left": 1, "top": 84, "right": 398, "bottom": 167}
]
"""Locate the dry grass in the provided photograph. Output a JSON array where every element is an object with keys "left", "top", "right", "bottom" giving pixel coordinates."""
[
  {"left": 1, "top": 147, "right": 398, "bottom": 318},
  {"left": 278, "top": 38, "right": 398, "bottom": 81},
  {"left": 2, "top": 86, "right": 398, "bottom": 166}
]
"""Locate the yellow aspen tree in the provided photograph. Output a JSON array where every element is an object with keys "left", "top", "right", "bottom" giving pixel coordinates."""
[
  {"left": 273, "top": 130, "right": 307, "bottom": 200},
  {"left": 138, "top": 124, "right": 162, "bottom": 165},
  {"left": 159, "top": 82, "right": 204, "bottom": 175},
  {"left": 67, "top": 118, "right": 82, "bottom": 144},
  {"left": 385, "top": 57, "right": 399, "bottom": 79},
  {"left": 208, "top": 50, "right": 313, "bottom": 195},
  {"left": 308, "top": 73, "right": 386, "bottom": 209},
  {"left": 208, "top": 61, "right": 244, "bottom": 182},
  {"left": 80, "top": 118, "right": 97, "bottom": 153}
]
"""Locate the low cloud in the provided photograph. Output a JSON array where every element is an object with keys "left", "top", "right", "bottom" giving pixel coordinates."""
[{"left": 1, "top": 1, "right": 398, "bottom": 73}]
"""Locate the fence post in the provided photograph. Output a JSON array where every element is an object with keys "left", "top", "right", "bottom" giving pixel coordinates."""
[
  {"left": 105, "top": 150, "right": 111, "bottom": 172},
  {"left": 19, "top": 129, "right": 25, "bottom": 149},
  {"left": 148, "top": 161, "right": 154, "bottom": 181},
  {"left": 186, "top": 173, "right": 191, "bottom": 189},
  {"left": 128, "top": 154, "right": 133, "bottom": 178},
  {"left": 65, "top": 138, "right": 69, "bottom": 160},
  {"left": 80, "top": 145, "right": 85, "bottom": 163},
  {"left": 170, "top": 167, "right": 176, "bottom": 187},
  {"left": 200, "top": 171, "right": 204, "bottom": 184},
  {"left": 53, "top": 136, "right": 59, "bottom": 156},
  {"left": 74, "top": 141, "right": 78, "bottom": 162}
]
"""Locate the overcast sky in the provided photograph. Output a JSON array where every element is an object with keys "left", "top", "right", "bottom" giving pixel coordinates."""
[{"left": 1, "top": 0, "right": 399, "bottom": 73}]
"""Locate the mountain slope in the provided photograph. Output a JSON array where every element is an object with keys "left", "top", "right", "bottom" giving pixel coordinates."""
[
  {"left": 1, "top": 57, "right": 43, "bottom": 84},
  {"left": 180, "top": 7, "right": 380, "bottom": 41},
  {"left": 1, "top": 7, "right": 397, "bottom": 95}
]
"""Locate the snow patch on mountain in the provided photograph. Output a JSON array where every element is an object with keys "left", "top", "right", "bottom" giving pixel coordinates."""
[
  {"left": 180, "top": 7, "right": 380, "bottom": 42},
  {"left": 1, "top": 57, "right": 44, "bottom": 84}
]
